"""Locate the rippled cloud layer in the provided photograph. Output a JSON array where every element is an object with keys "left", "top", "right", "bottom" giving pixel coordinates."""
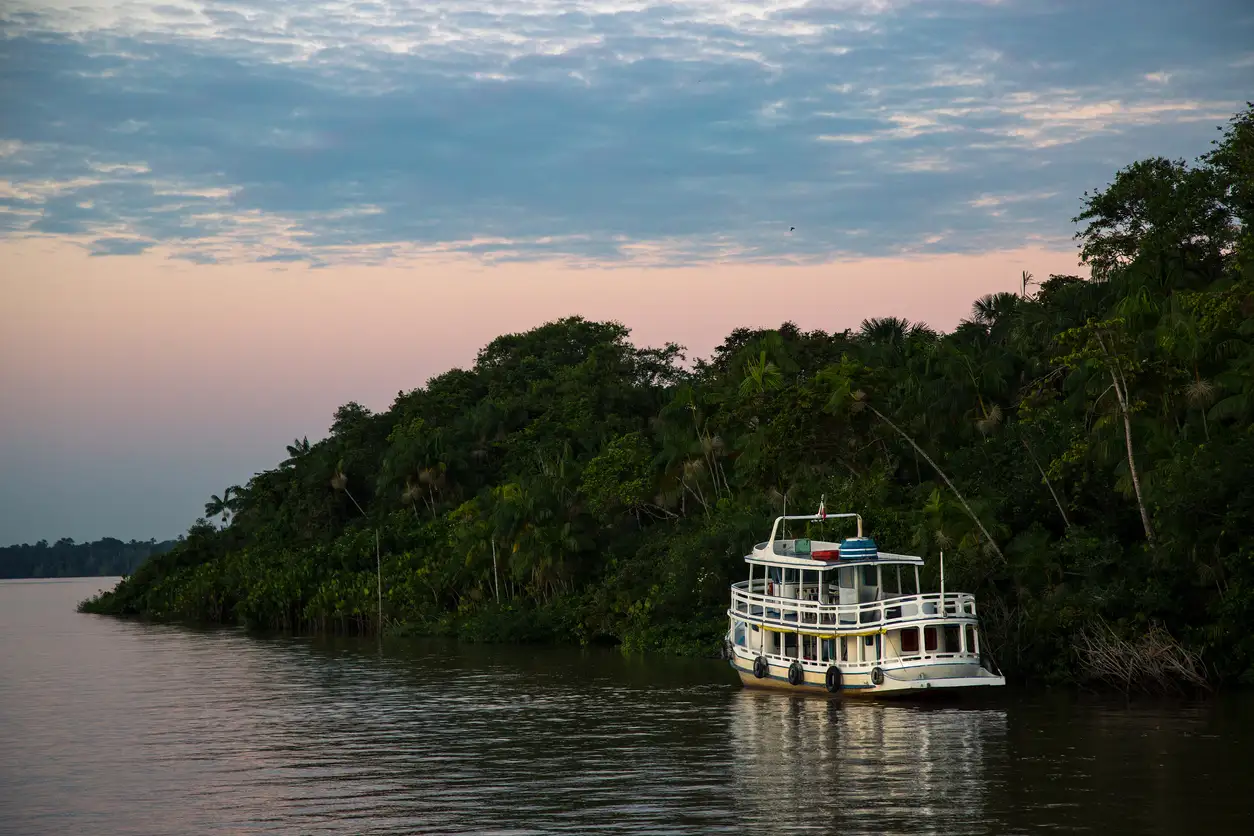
[{"left": 1, "top": 0, "right": 1250, "bottom": 265}]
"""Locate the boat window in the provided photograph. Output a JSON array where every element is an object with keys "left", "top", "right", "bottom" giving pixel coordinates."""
[
  {"left": 900, "top": 627, "right": 920, "bottom": 653},
  {"left": 942, "top": 624, "right": 961, "bottom": 653},
  {"left": 783, "top": 633, "right": 798, "bottom": 659},
  {"left": 965, "top": 624, "right": 976, "bottom": 654},
  {"left": 883, "top": 566, "right": 900, "bottom": 596},
  {"left": 733, "top": 621, "right": 747, "bottom": 647},
  {"left": 858, "top": 565, "right": 879, "bottom": 604},
  {"left": 924, "top": 626, "right": 938, "bottom": 651},
  {"left": 840, "top": 636, "right": 848, "bottom": 662},
  {"left": 768, "top": 566, "right": 782, "bottom": 583}
]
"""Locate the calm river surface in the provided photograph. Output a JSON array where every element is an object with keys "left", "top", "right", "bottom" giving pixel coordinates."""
[{"left": 2, "top": 578, "right": 1253, "bottom": 835}]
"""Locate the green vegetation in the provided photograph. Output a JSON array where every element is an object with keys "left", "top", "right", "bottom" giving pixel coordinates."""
[
  {"left": 83, "top": 106, "right": 1254, "bottom": 687},
  {"left": 2, "top": 537, "right": 177, "bottom": 579}
]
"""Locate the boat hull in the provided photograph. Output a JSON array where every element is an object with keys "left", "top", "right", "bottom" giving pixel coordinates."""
[{"left": 729, "top": 655, "right": 1005, "bottom": 698}]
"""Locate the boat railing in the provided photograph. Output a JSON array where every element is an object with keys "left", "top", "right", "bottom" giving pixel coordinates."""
[{"left": 729, "top": 581, "right": 976, "bottom": 630}]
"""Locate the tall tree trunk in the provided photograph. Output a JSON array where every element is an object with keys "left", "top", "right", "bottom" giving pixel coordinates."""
[
  {"left": 865, "top": 405, "right": 1005, "bottom": 561},
  {"left": 1109, "top": 368, "right": 1156, "bottom": 546},
  {"left": 1093, "top": 332, "right": 1155, "bottom": 546},
  {"left": 1020, "top": 437, "right": 1071, "bottom": 529}
]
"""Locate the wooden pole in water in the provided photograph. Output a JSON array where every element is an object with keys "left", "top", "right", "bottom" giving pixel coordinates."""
[
  {"left": 331, "top": 471, "right": 383, "bottom": 637},
  {"left": 491, "top": 539, "right": 500, "bottom": 603},
  {"left": 375, "top": 527, "right": 382, "bottom": 633}
]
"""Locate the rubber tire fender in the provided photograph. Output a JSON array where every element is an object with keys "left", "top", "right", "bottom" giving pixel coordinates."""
[
  {"left": 871, "top": 666, "right": 885, "bottom": 686},
  {"left": 825, "top": 665, "right": 842, "bottom": 693},
  {"left": 753, "top": 656, "right": 769, "bottom": 679},
  {"left": 787, "top": 660, "right": 805, "bottom": 686}
]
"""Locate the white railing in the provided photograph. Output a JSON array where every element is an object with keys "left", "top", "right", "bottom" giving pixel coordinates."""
[{"left": 728, "top": 581, "right": 976, "bottom": 632}]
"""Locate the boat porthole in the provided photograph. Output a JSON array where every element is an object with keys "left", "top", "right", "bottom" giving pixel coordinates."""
[
  {"left": 825, "top": 665, "right": 842, "bottom": 693},
  {"left": 788, "top": 660, "right": 804, "bottom": 686},
  {"left": 871, "top": 667, "right": 885, "bottom": 686},
  {"left": 753, "top": 656, "right": 769, "bottom": 679}
]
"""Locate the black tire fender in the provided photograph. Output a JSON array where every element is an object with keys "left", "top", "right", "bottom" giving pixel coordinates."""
[
  {"left": 753, "top": 656, "right": 769, "bottom": 679},
  {"left": 871, "top": 666, "right": 885, "bottom": 686},
  {"left": 825, "top": 665, "right": 842, "bottom": 693},
  {"left": 788, "top": 660, "right": 805, "bottom": 686}
]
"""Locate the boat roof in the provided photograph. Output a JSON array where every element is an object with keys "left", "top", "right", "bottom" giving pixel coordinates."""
[
  {"left": 747, "top": 505, "right": 926, "bottom": 568},
  {"left": 745, "top": 547, "right": 924, "bottom": 569}
]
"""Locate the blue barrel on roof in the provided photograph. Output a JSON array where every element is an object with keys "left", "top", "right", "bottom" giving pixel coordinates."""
[{"left": 839, "top": 537, "right": 879, "bottom": 560}]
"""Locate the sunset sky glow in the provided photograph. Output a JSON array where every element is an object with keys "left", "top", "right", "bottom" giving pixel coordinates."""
[{"left": 1, "top": 0, "right": 1251, "bottom": 543}]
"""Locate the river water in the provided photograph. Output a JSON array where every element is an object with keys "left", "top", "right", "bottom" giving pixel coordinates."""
[{"left": 1, "top": 578, "right": 1252, "bottom": 835}]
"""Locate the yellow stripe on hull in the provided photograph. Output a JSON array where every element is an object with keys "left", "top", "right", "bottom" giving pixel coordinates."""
[{"left": 730, "top": 657, "right": 878, "bottom": 696}]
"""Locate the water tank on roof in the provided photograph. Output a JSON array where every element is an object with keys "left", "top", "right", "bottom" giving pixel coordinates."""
[{"left": 839, "top": 537, "right": 878, "bottom": 560}]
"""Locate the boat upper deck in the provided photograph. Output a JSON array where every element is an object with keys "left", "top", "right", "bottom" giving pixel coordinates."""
[
  {"left": 731, "top": 504, "right": 976, "bottom": 634},
  {"left": 746, "top": 507, "right": 924, "bottom": 569},
  {"left": 748, "top": 538, "right": 924, "bottom": 569}
]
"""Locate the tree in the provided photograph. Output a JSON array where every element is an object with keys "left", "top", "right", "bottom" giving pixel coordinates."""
[
  {"left": 1056, "top": 318, "right": 1155, "bottom": 545},
  {"left": 1073, "top": 157, "right": 1233, "bottom": 280},
  {"left": 204, "top": 487, "right": 233, "bottom": 528}
]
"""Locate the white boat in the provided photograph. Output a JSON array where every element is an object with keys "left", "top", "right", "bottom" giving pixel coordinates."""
[{"left": 726, "top": 500, "right": 1006, "bottom": 697}]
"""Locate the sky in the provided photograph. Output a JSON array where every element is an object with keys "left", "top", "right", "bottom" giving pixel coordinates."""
[{"left": 1, "top": 1, "right": 1251, "bottom": 545}]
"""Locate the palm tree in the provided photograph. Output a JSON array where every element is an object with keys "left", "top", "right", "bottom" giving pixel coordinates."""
[
  {"left": 204, "top": 487, "right": 233, "bottom": 528},
  {"left": 739, "top": 350, "right": 783, "bottom": 396},
  {"left": 282, "top": 437, "right": 311, "bottom": 468},
  {"left": 971, "top": 291, "right": 1021, "bottom": 344}
]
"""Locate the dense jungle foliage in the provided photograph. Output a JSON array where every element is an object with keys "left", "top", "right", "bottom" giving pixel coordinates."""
[
  {"left": 84, "top": 106, "right": 1254, "bottom": 687},
  {"left": 1, "top": 537, "right": 176, "bottom": 579}
]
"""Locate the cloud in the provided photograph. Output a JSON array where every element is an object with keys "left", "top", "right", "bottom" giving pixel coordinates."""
[
  {"left": 0, "top": 0, "right": 1250, "bottom": 266},
  {"left": 89, "top": 236, "right": 156, "bottom": 256}
]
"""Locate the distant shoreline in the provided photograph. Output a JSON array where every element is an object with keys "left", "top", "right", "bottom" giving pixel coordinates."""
[
  {"left": 0, "top": 538, "right": 177, "bottom": 581},
  {"left": 1, "top": 576, "right": 122, "bottom": 583}
]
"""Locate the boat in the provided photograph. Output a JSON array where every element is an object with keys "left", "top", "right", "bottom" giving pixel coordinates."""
[{"left": 726, "top": 499, "right": 1006, "bottom": 697}]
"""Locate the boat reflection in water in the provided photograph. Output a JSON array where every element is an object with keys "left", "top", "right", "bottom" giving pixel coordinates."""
[{"left": 726, "top": 687, "right": 1008, "bottom": 833}]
